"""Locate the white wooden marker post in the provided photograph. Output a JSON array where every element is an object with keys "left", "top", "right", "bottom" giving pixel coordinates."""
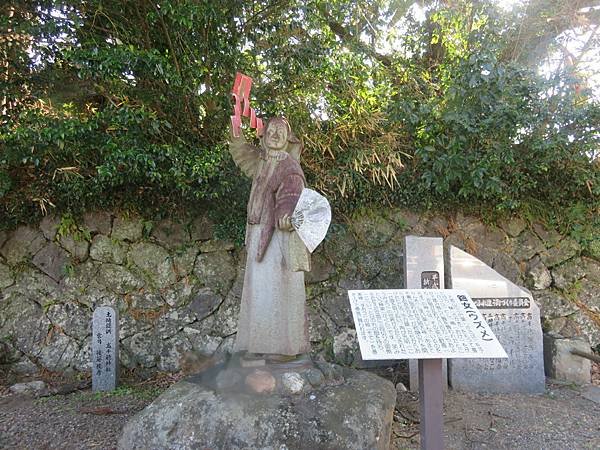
[{"left": 348, "top": 289, "right": 507, "bottom": 450}]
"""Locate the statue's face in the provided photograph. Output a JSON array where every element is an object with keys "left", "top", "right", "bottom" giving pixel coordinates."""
[{"left": 264, "top": 122, "right": 288, "bottom": 150}]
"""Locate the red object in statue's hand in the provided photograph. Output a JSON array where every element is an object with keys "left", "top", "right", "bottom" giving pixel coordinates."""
[{"left": 231, "top": 72, "right": 264, "bottom": 137}]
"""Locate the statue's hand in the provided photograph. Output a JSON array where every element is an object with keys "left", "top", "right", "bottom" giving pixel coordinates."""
[
  {"left": 230, "top": 122, "right": 245, "bottom": 142},
  {"left": 277, "top": 214, "right": 294, "bottom": 232}
]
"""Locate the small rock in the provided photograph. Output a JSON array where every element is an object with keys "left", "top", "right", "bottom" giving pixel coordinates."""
[
  {"left": 245, "top": 369, "right": 276, "bottom": 394},
  {"left": 316, "top": 361, "right": 344, "bottom": 382},
  {"left": 215, "top": 369, "right": 243, "bottom": 390},
  {"left": 9, "top": 380, "right": 48, "bottom": 396},
  {"left": 305, "top": 368, "right": 325, "bottom": 387},
  {"left": 396, "top": 382, "right": 408, "bottom": 392},
  {"left": 281, "top": 372, "right": 306, "bottom": 394},
  {"left": 581, "top": 385, "right": 600, "bottom": 404}
]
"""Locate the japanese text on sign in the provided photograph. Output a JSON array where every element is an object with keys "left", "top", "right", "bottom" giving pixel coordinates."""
[{"left": 348, "top": 289, "right": 508, "bottom": 360}]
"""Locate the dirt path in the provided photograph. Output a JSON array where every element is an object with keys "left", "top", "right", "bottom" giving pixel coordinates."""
[{"left": 1, "top": 379, "right": 599, "bottom": 449}]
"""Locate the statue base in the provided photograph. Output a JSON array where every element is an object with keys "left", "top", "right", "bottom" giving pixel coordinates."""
[{"left": 118, "top": 356, "right": 395, "bottom": 450}]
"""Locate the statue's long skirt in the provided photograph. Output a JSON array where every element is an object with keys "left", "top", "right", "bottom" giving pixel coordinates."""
[{"left": 233, "top": 224, "right": 310, "bottom": 355}]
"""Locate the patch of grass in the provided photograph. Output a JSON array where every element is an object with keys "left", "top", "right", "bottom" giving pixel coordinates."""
[{"left": 91, "top": 384, "right": 165, "bottom": 401}]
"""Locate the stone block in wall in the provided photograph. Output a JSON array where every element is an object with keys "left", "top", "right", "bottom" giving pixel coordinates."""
[
  {"left": 543, "top": 333, "right": 591, "bottom": 384},
  {"left": 98, "top": 264, "right": 144, "bottom": 295},
  {"left": 536, "top": 290, "right": 579, "bottom": 319},
  {"left": 317, "top": 291, "right": 354, "bottom": 331},
  {"left": 582, "top": 257, "right": 600, "bottom": 282},
  {"left": 333, "top": 329, "right": 359, "bottom": 366},
  {"left": 462, "top": 219, "right": 508, "bottom": 250},
  {"left": 39, "top": 215, "right": 60, "bottom": 240},
  {"left": 58, "top": 234, "right": 90, "bottom": 262},
  {"left": 32, "top": 242, "right": 70, "bottom": 281},
  {"left": 172, "top": 247, "right": 199, "bottom": 279},
  {"left": 89, "top": 235, "right": 127, "bottom": 264},
  {"left": 1, "top": 296, "right": 51, "bottom": 357},
  {"left": 393, "top": 208, "right": 426, "bottom": 233},
  {"left": 1, "top": 226, "right": 46, "bottom": 264},
  {"left": 512, "top": 230, "right": 545, "bottom": 262},
  {"left": 36, "top": 332, "right": 79, "bottom": 372},
  {"left": 151, "top": 219, "right": 189, "bottom": 249},
  {"left": 540, "top": 237, "right": 580, "bottom": 268},
  {"left": 526, "top": 255, "right": 552, "bottom": 290},
  {"left": 571, "top": 310, "right": 600, "bottom": 349},
  {"left": 198, "top": 292, "right": 239, "bottom": 337},
  {"left": 128, "top": 242, "right": 176, "bottom": 288},
  {"left": 351, "top": 214, "right": 397, "bottom": 247},
  {"left": 163, "top": 279, "right": 195, "bottom": 309},
  {"left": 122, "top": 331, "right": 160, "bottom": 369},
  {"left": 112, "top": 215, "right": 143, "bottom": 242},
  {"left": 0, "top": 230, "right": 8, "bottom": 249},
  {"left": 46, "top": 302, "right": 91, "bottom": 340},
  {"left": 0, "top": 262, "right": 14, "bottom": 289},
  {"left": 83, "top": 211, "right": 113, "bottom": 236},
  {"left": 199, "top": 240, "right": 235, "bottom": 253},
  {"left": 532, "top": 223, "right": 562, "bottom": 248},
  {"left": 126, "top": 291, "right": 165, "bottom": 311},
  {"left": 193, "top": 251, "right": 236, "bottom": 294},
  {"left": 305, "top": 253, "right": 334, "bottom": 284},
  {"left": 498, "top": 216, "right": 527, "bottom": 238},
  {"left": 552, "top": 258, "right": 587, "bottom": 290},
  {"left": 188, "top": 287, "right": 222, "bottom": 320},
  {"left": 322, "top": 225, "right": 357, "bottom": 263},
  {"left": 190, "top": 216, "right": 214, "bottom": 241},
  {"left": 157, "top": 334, "right": 193, "bottom": 372}
]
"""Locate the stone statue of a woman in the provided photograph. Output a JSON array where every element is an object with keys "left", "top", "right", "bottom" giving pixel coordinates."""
[{"left": 229, "top": 117, "right": 311, "bottom": 359}]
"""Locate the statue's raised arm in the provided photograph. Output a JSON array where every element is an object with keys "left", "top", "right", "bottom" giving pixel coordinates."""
[{"left": 228, "top": 125, "right": 262, "bottom": 178}]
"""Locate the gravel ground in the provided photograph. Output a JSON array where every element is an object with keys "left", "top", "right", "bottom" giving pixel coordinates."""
[
  {"left": 1, "top": 373, "right": 599, "bottom": 450},
  {"left": 393, "top": 381, "right": 600, "bottom": 449}
]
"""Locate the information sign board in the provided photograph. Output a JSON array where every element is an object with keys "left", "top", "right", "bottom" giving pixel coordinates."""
[{"left": 348, "top": 289, "right": 507, "bottom": 360}]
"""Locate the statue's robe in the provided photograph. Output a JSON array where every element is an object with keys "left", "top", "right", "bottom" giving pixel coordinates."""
[{"left": 230, "top": 135, "right": 310, "bottom": 355}]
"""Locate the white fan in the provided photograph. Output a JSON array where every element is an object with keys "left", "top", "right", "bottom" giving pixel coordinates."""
[{"left": 291, "top": 188, "right": 332, "bottom": 253}]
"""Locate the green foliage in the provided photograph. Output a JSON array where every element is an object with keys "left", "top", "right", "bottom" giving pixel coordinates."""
[{"left": 1, "top": 0, "right": 598, "bottom": 249}]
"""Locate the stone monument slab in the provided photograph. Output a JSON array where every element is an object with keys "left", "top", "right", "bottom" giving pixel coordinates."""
[
  {"left": 92, "top": 306, "right": 119, "bottom": 392},
  {"left": 404, "top": 236, "right": 447, "bottom": 390},
  {"left": 447, "top": 246, "right": 545, "bottom": 393}
]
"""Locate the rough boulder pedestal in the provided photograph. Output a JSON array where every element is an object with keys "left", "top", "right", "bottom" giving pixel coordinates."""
[{"left": 118, "top": 357, "right": 395, "bottom": 450}]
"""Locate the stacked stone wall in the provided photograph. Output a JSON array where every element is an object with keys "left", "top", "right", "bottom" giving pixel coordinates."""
[{"left": 0, "top": 209, "right": 598, "bottom": 376}]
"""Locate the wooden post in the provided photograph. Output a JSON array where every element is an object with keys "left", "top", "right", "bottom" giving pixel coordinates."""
[{"left": 418, "top": 358, "right": 444, "bottom": 450}]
